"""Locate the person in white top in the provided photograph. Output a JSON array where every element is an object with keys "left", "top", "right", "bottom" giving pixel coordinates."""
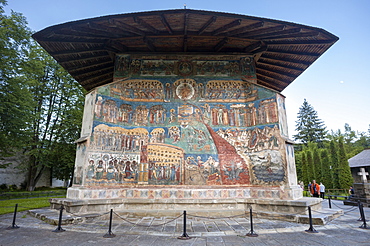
[{"left": 319, "top": 182, "right": 325, "bottom": 199}]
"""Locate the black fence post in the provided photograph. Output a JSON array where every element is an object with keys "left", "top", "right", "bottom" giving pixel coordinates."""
[
  {"left": 7, "top": 203, "right": 20, "bottom": 229},
  {"left": 103, "top": 209, "right": 116, "bottom": 238},
  {"left": 52, "top": 205, "right": 66, "bottom": 232},
  {"left": 305, "top": 206, "right": 318, "bottom": 233},
  {"left": 328, "top": 196, "right": 332, "bottom": 209},
  {"left": 246, "top": 207, "right": 258, "bottom": 237},
  {"left": 178, "top": 210, "right": 191, "bottom": 240},
  {"left": 358, "top": 202, "right": 370, "bottom": 229}
]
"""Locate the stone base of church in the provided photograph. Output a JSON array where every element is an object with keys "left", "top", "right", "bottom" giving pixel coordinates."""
[{"left": 47, "top": 186, "right": 334, "bottom": 224}]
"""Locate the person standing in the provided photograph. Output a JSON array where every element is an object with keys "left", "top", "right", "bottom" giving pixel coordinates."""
[
  {"left": 319, "top": 182, "right": 325, "bottom": 199},
  {"left": 349, "top": 186, "right": 355, "bottom": 199},
  {"left": 310, "top": 180, "right": 320, "bottom": 198}
]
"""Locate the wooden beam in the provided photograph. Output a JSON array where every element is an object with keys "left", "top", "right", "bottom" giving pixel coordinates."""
[
  {"left": 265, "top": 48, "right": 321, "bottom": 57},
  {"left": 109, "top": 19, "right": 147, "bottom": 36},
  {"left": 105, "top": 40, "right": 128, "bottom": 53},
  {"left": 160, "top": 14, "right": 173, "bottom": 34},
  {"left": 184, "top": 13, "right": 189, "bottom": 35},
  {"left": 261, "top": 54, "right": 311, "bottom": 66},
  {"left": 257, "top": 67, "right": 296, "bottom": 79},
  {"left": 183, "top": 35, "right": 188, "bottom": 52},
  {"left": 50, "top": 47, "right": 106, "bottom": 56},
  {"left": 212, "top": 19, "right": 242, "bottom": 35},
  {"left": 265, "top": 40, "right": 335, "bottom": 46},
  {"left": 143, "top": 37, "right": 156, "bottom": 52},
  {"left": 77, "top": 71, "right": 114, "bottom": 83},
  {"left": 226, "top": 21, "right": 264, "bottom": 36},
  {"left": 264, "top": 31, "right": 320, "bottom": 40},
  {"left": 249, "top": 27, "right": 301, "bottom": 39},
  {"left": 214, "top": 37, "right": 229, "bottom": 52},
  {"left": 87, "top": 22, "right": 128, "bottom": 37},
  {"left": 243, "top": 41, "right": 263, "bottom": 53},
  {"left": 198, "top": 16, "right": 217, "bottom": 35},
  {"left": 257, "top": 60, "right": 304, "bottom": 73},
  {"left": 68, "top": 61, "right": 113, "bottom": 73},
  {"left": 256, "top": 76, "right": 283, "bottom": 91},
  {"left": 59, "top": 54, "right": 110, "bottom": 64},
  {"left": 71, "top": 66, "right": 113, "bottom": 78},
  {"left": 238, "top": 25, "right": 286, "bottom": 38},
  {"left": 133, "top": 16, "right": 160, "bottom": 34}
]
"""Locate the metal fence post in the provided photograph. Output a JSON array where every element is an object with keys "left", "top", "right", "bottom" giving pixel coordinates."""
[
  {"left": 103, "top": 209, "right": 116, "bottom": 238},
  {"left": 52, "top": 205, "right": 66, "bottom": 232},
  {"left": 178, "top": 210, "right": 191, "bottom": 240},
  {"left": 7, "top": 203, "right": 20, "bottom": 229},
  {"left": 246, "top": 207, "right": 258, "bottom": 237},
  {"left": 305, "top": 206, "right": 318, "bottom": 233}
]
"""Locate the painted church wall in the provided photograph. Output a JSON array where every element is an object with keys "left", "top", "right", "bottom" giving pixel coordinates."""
[{"left": 78, "top": 55, "right": 292, "bottom": 188}]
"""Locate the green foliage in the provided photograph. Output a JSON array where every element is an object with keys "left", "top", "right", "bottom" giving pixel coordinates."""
[
  {"left": 305, "top": 149, "right": 314, "bottom": 182},
  {"left": 320, "top": 149, "right": 333, "bottom": 189},
  {"left": 293, "top": 99, "right": 327, "bottom": 145},
  {"left": 312, "top": 145, "right": 322, "bottom": 181},
  {"left": 338, "top": 137, "right": 353, "bottom": 189},
  {"left": 0, "top": 1, "right": 33, "bottom": 157},
  {"left": 0, "top": 2, "right": 85, "bottom": 190},
  {"left": 329, "top": 140, "right": 340, "bottom": 189}
]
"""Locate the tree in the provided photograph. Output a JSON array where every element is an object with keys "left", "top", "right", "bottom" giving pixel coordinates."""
[
  {"left": 320, "top": 148, "right": 333, "bottom": 189},
  {"left": 22, "top": 44, "right": 85, "bottom": 191},
  {"left": 0, "top": 0, "right": 33, "bottom": 159},
  {"left": 329, "top": 140, "right": 340, "bottom": 189},
  {"left": 337, "top": 137, "right": 353, "bottom": 189},
  {"left": 305, "top": 149, "right": 314, "bottom": 183},
  {"left": 293, "top": 99, "right": 327, "bottom": 145}
]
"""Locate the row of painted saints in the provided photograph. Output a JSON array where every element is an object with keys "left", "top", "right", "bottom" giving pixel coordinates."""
[
  {"left": 94, "top": 99, "right": 278, "bottom": 128},
  {"left": 86, "top": 78, "right": 286, "bottom": 185}
]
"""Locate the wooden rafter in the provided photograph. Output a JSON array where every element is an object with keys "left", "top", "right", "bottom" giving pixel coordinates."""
[
  {"left": 133, "top": 16, "right": 160, "bottom": 34},
  {"left": 50, "top": 47, "right": 106, "bottom": 56},
  {"left": 214, "top": 37, "right": 229, "bottom": 52},
  {"left": 266, "top": 49, "right": 321, "bottom": 57},
  {"left": 110, "top": 19, "right": 147, "bottom": 36},
  {"left": 226, "top": 21, "right": 264, "bottom": 36},
  {"left": 212, "top": 19, "right": 242, "bottom": 35},
  {"left": 257, "top": 60, "right": 304, "bottom": 73},
  {"left": 59, "top": 54, "right": 110, "bottom": 64},
  {"left": 257, "top": 67, "right": 296, "bottom": 79},
  {"left": 260, "top": 54, "right": 311, "bottom": 66},
  {"left": 160, "top": 14, "right": 173, "bottom": 34},
  {"left": 198, "top": 16, "right": 217, "bottom": 35},
  {"left": 68, "top": 60, "right": 113, "bottom": 73},
  {"left": 238, "top": 25, "right": 286, "bottom": 39}
]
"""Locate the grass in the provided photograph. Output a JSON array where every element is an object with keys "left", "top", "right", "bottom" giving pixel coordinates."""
[{"left": 0, "top": 196, "right": 64, "bottom": 215}]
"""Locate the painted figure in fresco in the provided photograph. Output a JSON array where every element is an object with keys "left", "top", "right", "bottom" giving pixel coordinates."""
[
  {"left": 87, "top": 160, "right": 95, "bottom": 179},
  {"left": 95, "top": 161, "right": 104, "bottom": 180},
  {"left": 106, "top": 161, "right": 115, "bottom": 180},
  {"left": 95, "top": 96, "right": 103, "bottom": 118},
  {"left": 169, "top": 109, "right": 176, "bottom": 124}
]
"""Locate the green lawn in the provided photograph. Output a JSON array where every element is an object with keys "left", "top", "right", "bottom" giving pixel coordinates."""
[{"left": 0, "top": 196, "right": 64, "bottom": 215}]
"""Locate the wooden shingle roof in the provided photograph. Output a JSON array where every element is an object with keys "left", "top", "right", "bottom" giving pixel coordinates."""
[{"left": 32, "top": 9, "right": 338, "bottom": 92}]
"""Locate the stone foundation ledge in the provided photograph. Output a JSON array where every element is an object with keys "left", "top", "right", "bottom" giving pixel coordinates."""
[{"left": 49, "top": 197, "right": 322, "bottom": 217}]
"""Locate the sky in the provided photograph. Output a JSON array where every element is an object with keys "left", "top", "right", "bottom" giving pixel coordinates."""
[{"left": 4, "top": 0, "right": 370, "bottom": 138}]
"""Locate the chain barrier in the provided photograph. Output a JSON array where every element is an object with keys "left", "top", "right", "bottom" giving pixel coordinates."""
[
  {"left": 64, "top": 209, "right": 111, "bottom": 218},
  {"left": 186, "top": 212, "right": 247, "bottom": 220},
  {"left": 113, "top": 211, "right": 183, "bottom": 227}
]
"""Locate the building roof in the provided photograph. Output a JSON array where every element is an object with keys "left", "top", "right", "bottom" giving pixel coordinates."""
[
  {"left": 32, "top": 9, "right": 338, "bottom": 92},
  {"left": 348, "top": 149, "right": 370, "bottom": 168}
]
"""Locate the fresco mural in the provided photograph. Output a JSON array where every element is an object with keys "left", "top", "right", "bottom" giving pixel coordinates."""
[{"left": 84, "top": 55, "right": 288, "bottom": 187}]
